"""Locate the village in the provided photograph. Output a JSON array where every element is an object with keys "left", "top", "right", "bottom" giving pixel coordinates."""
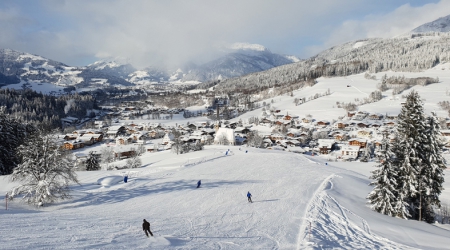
[{"left": 56, "top": 94, "right": 450, "bottom": 169}]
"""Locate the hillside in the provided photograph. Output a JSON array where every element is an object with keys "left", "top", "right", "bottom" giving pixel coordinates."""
[
  {"left": 208, "top": 33, "right": 450, "bottom": 92},
  {"left": 1, "top": 145, "right": 449, "bottom": 249}
]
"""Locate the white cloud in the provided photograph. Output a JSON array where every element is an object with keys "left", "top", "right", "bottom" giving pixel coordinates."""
[
  {"left": 0, "top": 0, "right": 447, "bottom": 68},
  {"left": 307, "top": 0, "right": 450, "bottom": 57}
]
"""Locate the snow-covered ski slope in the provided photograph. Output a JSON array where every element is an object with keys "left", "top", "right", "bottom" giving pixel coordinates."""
[{"left": 1, "top": 146, "right": 450, "bottom": 249}]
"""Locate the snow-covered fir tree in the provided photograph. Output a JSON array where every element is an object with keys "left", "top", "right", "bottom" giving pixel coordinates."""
[
  {"left": 420, "top": 113, "right": 447, "bottom": 222},
  {"left": 367, "top": 135, "right": 398, "bottom": 216},
  {"left": 9, "top": 131, "right": 79, "bottom": 206},
  {"left": 393, "top": 90, "right": 428, "bottom": 219},
  {"left": 85, "top": 151, "right": 100, "bottom": 171}
]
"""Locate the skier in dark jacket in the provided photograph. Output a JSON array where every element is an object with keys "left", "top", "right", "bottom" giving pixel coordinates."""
[
  {"left": 247, "top": 191, "right": 252, "bottom": 203},
  {"left": 142, "top": 219, "right": 153, "bottom": 237},
  {"left": 197, "top": 180, "right": 201, "bottom": 188}
]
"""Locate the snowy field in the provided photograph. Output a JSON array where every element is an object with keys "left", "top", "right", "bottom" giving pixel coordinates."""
[{"left": 1, "top": 146, "right": 450, "bottom": 249}]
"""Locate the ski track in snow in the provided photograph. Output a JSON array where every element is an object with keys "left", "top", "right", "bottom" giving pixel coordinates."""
[{"left": 298, "top": 174, "right": 417, "bottom": 250}]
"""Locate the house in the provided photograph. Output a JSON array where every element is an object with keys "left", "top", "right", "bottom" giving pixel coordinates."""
[
  {"left": 349, "top": 138, "right": 367, "bottom": 148},
  {"left": 384, "top": 121, "right": 396, "bottom": 127},
  {"left": 78, "top": 134, "right": 95, "bottom": 146},
  {"left": 333, "top": 121, "right": 347, "bottom": 129},
  {"left": 357, "top": 130, "right": 372, "bottom": 138},
  {"left": 357, "top": 122, "right": 369, "bottom": 128},
  {"left": 269, "top": 134, "right": 284, "bottom": 142},
  {"left": 317, "top": 139, "right": 335, "bottom": 154},
  {"left": 114, "top": 149, "right": 136, "bottom": 159},
  {"left": 162, "top": 132, "right": 175, "bottom": 145},
  {"left": 63, "top": 134, "right": 78, "bottom": 141},
  {"left": 283, "top": 114, "right": 292, "bottom": 120},
  {"left": 61, "top": 140, "right": 84, "bottom": 150},
  {"left": 316, "top": 120, "right": 329, "bottom": 127},
  {"left": 369, "top": 113, "right": 383, "bottom": 120},
  {"left": 347, "top": 112, "right": 356, "bottom": 118},
  {"left": 341, "top": 145, "right": 361, "bottom": 159},
  {"left": 116, "top": 136, "right": 133, "bottom": 145},
  {"left": 214, "top": 128, "right": 235, "bottom": 145},
  {"left": 106, "top": 125, "right": 126, "bottom": 137},
  {"left": 441, "top": 130, "right": 450, "bottom": 137}
]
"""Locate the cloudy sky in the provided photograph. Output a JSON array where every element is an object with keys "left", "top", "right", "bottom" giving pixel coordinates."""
[{"left": 0, "top": 0, "right": 448, "bottom": 68}]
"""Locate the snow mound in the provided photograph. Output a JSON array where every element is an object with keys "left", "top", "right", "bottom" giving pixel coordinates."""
[{"left": 96, "top": 176, "right": 124, "bottom": 187}]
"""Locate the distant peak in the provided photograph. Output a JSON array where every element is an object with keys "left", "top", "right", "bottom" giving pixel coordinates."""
[{"left": 411, "top": 14, "right": 450, "bottom": 33}]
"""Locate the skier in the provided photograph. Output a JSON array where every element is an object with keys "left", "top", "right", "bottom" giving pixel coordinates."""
[
  {"left": 142, "top": 219, "right": 153, "bottom": 237},
  {"left": 197, "top": 180, "right": 201, "bottom": 188},
  {"left": 247, "top": 191, "right": 253, "bottom": 203}
]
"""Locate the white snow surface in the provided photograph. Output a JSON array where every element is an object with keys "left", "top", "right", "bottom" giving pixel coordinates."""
[{"left": 1, "top": 146, "right": 450, "bottom": 249}]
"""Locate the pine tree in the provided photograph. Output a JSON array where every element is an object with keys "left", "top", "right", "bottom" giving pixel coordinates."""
[
  {"left": 367, "top": 136, "right": 398, "bottom": 216},
  {"left": 9, "top": 131, "right": 79, "bottom": 206},
  {"left": 85, "top": 151, "right": 100, "bottom": 171},
  {"left": 393, "top": 90, "right": 429, "bottom": 220},
  {"left": 419, "top": 113, "right": 446, "bottom": 222}
]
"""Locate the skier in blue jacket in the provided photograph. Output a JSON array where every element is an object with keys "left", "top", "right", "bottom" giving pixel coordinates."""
[
  {"left": 247, "top": 191, "right": 252, "bottom": 203},
  {"left": 197, "top": 180, "right": 201, "bottom": 188}
]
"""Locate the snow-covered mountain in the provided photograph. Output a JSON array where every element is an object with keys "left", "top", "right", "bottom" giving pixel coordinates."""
[
  {"left": 411, "top": 14, "right": 450, "bottom": 33},
  {"left": 0, "top": 49, "right": 133, "bottom": 89},
  {"left": 179, "top": 43, "right": 298, "bottom": 82}
]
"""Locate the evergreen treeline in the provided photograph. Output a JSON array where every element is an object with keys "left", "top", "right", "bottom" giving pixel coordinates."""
[
  {"left": 0, "top": 107, "right": 36, "bottom": 175},
  {"left": 368, "top": 90, "right": 446, "bottom": 223},
  {"left": 0, "top": 88, "right": 98, "bottom": 131}
]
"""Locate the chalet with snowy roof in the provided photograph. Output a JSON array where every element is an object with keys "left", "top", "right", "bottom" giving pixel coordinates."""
[
  {"left": 106, "top": 125, "right": 126, "bottom": 137},
  {"left": 340, "top": 145, "right": 360, "bottom": 159},
  {"left": 78, "top": 134, "right": 95, "bottom": 145},
  {"left": 316, "top": 120, "right": 330, "bottom": 127},
  {"left": 234, "top": 127, "right": 250, "bottom": 134},
  {"left": 283, "top": 114, "right": 292, "bottom": 120},
  {"left": 62, "top": 140, "right": 84, "bottom": 150},
  {"left": 441, "top": 130, "right": 450, "bottom": 137},
  {"left": 369, "top": 113, "right": 383, "bottom": 120},
  {"left": 317, "top": 139, "right": 335, "bottom": 154},
  {"left": 333, "top": 133, "right": 346, "bottom": 141},
  {"left": 333, "top": 121, "right": 347, "bottom": 129},
  {"left": 116, "top": 136, "right": 133, "bottom": 145},
  {"left": 349, "top": 138, "right": 367, "bottom": 148},
  {"left": 347, "top": 112, "right": 356, "bottom": 118},
  {"left": 114, "top": 149, "right": 136, "bottom": 159},
  {"left": 384, "top": 121, "right": 396, "bottom": 127},
  {"left": 188, "top": 123, "right": 198, "bottom": 130},
  {"left": 286, "top": 130, "right": 300, "bottom": 138},
  {"left": 64, "top": 134, "right": 78, "bottom": 141},
  {"left": 357, "top": 122, "right": 370, "bottom": 128},
  {"left": 162, "top": 132, "right": 175, "bottom": 145},
  {"left": 269, "top": 134, "right": 284, "bottom": 142},
  {"left": 357, "top": 130, "right": 372, "bottom": 138},
  {"left": 302, "top": 117, "right": 312, "bottom": 123},
  {"left": 260, "top": 118, "right": 273, "bottom": 126},
  {"left": 214, "top": 128, "right": 235, "bottom": 145},
  {"left": 285, "top": 139, "right": 301, "bottom": 147}
]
